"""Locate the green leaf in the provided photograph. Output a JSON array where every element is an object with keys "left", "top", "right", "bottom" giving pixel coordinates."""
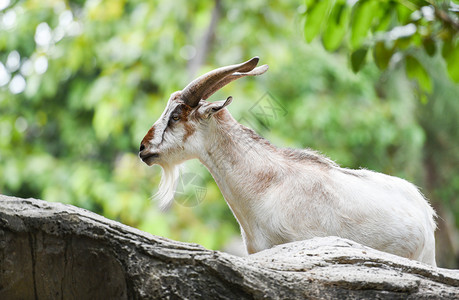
[
  {"left": 422, "top": 37, "right": 436, "bottom": 56},
  {"left": 442, "top": 41, "right": 459, "bottom": 82},
  {"left": 373, "top": 2, "right": 395, "bottom": 33},
  {"left": 304, "top": 0, "right": 332, "bottom": 43},
  {"left": 373, "top": 41, "right": 394, "bottom": 70},
  {"left": 405, "top": 54, "right": 432, "bottom": 93},
  {"left": 351, "top": 47, "right": 368, "bottom": 73},
  {"left": 396, "top": 4, "right": 413, "bottom": 25},
  {"left": 350, "top": 0, "right": 379, "bottom": 49},
  {"left": 394, "top": 30, "right": 418, "bottom": 50},
  {"left": 304, "top": 0, "right": 315, "bottom": 7},
  {"left": 322, "top": 1, "right": 351, "bottom": 51},
  {"left": 441, "top": 39, "right": 453, "bottom": 59}
]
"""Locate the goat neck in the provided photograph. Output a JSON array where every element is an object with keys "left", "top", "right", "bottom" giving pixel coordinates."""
[{"left": 198, "top": 109, "right": 280, "bottom": 244}]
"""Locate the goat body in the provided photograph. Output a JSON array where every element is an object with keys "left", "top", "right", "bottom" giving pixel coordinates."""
[
  {"left": 201, "top": 113, "right": 436, "bottom": 265},
  {"left": 139, "top": 57, "right": 437, "bottom": 266}
]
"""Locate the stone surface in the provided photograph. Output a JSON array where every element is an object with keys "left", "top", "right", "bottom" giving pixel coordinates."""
[{"left": 0, "top": 194, "right": 458, "bottom": 299}]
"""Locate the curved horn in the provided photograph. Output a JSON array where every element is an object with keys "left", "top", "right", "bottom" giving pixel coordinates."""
[
  {"left": 181, "top": 57, "right": 260, "bottom": 107},
  {"left": 202, "top": 64, "right": 268, "bottom": 100}
]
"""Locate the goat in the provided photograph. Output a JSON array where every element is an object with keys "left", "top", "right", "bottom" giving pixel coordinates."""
[{"left": 139, "top": 57, "right": 437, "bottom": 266}]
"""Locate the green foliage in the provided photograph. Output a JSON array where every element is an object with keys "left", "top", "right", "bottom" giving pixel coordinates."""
[
  {"left": 350, "top": 0, "right": 379, "bottom": 49},
  {"left": 322, "top": 0, "right": 350, "bottom": 51},
  {"left": 406, "top": 54, "right": 432, "bottom": 93},
  {"left": 351, "top": 47, "right": 368, "bottom": 72},
  {"left": 302, "top": 0, "right": 459, "bottom": 92},
  {"left": 304, "top": 0, "right": 332, "bottom": 42}
]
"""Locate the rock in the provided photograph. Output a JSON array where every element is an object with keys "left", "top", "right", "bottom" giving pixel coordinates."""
[{"left": 0, "top": 194, "right": 458, "bottom": 299}]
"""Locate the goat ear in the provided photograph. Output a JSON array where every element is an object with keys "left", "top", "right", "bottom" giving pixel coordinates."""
[{"left": 203, "top": 96, "right": 233, "bottom": 117}]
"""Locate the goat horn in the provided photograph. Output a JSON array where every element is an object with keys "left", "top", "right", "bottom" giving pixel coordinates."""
[
  {"left": 202, "top": 64, "right": 269, "bottom": 100},
  {"left": 181, "top": 57, "right": 261, "bottom": 107}
]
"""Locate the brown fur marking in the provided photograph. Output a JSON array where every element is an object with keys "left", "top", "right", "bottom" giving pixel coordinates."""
[
  {"left": 180, "top": 104, "right": 194, "bottom": 120},
  {"left": 252, "top": 168, "right": 278, "bottom": 194},
  {"left": 183, "top": 122, "right": 195, "bottom": 142},
  {"left": 281, "top": 148, "right": 338, "bottom": 168},
  {"left": 213, "top": 109, "right": 230, "bottom": 122},
  {"left": 142, "top": 125, "right": 155, "bottom": 145},
  {"left": 178, "top": 104, "right": 196, "bottom": 142}
]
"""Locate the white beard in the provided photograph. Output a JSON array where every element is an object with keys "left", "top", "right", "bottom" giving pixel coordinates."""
[{"left": 155, "top": 163, "right": 181, "bottom": 210}]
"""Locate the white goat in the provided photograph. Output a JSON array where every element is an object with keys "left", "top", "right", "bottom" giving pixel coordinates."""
[{"left": 139, "top": 57, "right": 437, "bottom": 266}]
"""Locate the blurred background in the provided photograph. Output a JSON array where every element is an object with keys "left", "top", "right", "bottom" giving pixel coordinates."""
[{"left": 1, "top": 0, "right": 458, "bottom": 268}]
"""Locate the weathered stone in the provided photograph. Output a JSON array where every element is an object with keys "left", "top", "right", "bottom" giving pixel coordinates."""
[{"left": 0, "top": 194, "right": 458, "bottom": 299}]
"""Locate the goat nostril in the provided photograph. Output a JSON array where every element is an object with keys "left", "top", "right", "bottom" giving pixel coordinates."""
[{"left": 139, "top": 144, "right": 145, "bottom": 152}]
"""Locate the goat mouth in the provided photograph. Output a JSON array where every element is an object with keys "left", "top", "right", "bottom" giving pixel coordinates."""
[{"left": 139, "top": 153, "right": 160, "bottom": 165}]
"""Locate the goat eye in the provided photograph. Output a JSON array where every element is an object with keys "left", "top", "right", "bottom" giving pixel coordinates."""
[{"left": 172, "top": 116, "right": 180, "bottom": 121}]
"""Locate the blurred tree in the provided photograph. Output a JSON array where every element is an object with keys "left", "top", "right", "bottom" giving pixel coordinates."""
[
  {"left": 302, "top": 0, "right": 459, "bottom": 93},
  {"left": 0, "top": 0, "right": 458, "bottom": 267}
]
